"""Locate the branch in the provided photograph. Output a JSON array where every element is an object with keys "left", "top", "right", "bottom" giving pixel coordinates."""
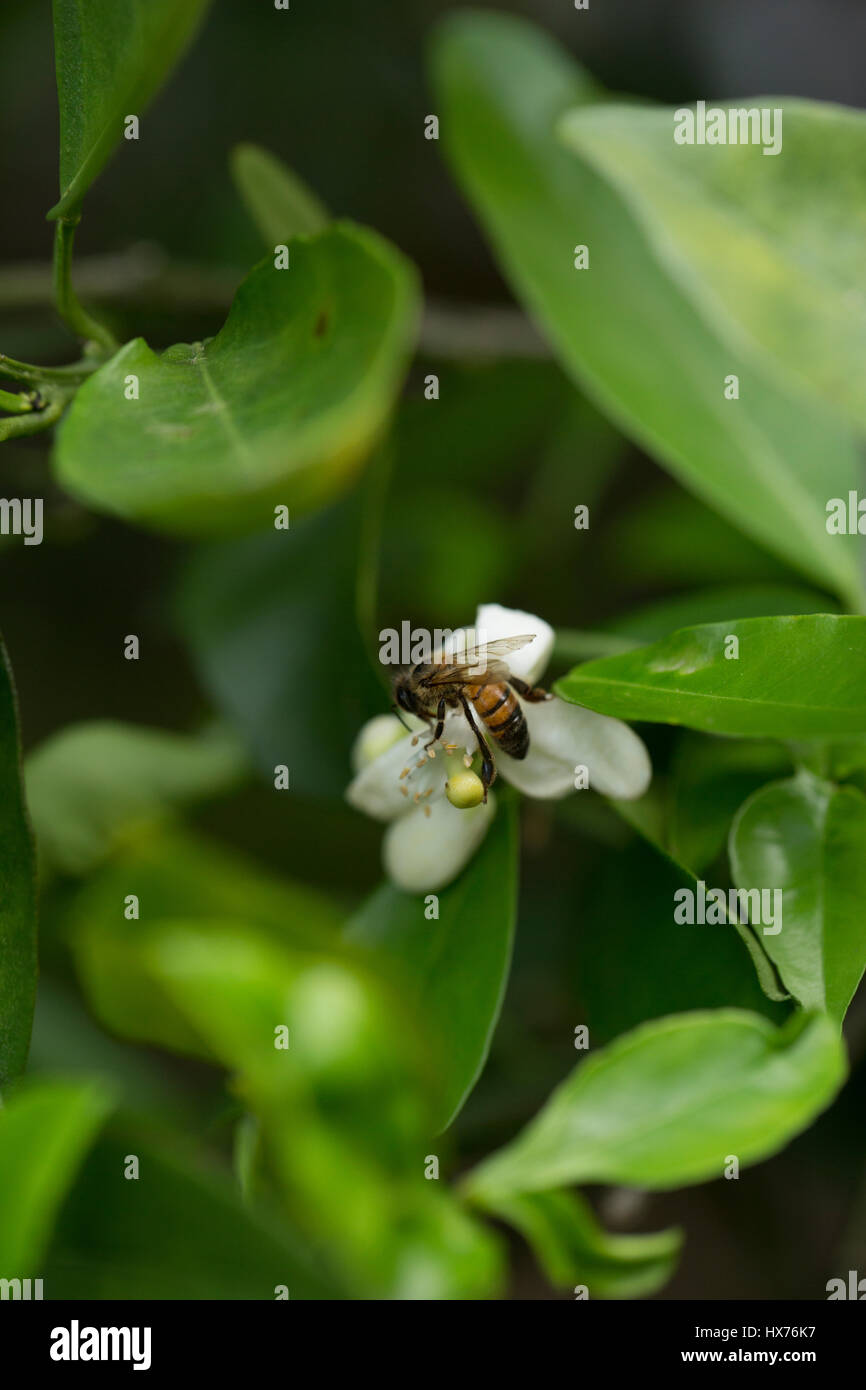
[
  {"left": 0, "top": 245, "right": 550, "bottom": 360},
  {"left": 420, "top": 302, "right": 549, "bottom": 360}
]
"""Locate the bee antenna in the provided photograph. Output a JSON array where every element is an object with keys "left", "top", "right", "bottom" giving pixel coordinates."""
[{"left": 391, "top": 701, "right": 412, "bottom": 733}]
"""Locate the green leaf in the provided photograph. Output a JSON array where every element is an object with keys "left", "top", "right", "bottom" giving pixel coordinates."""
[
  {"left": 0, "top": 1079, "right": 112, "bottom": 1273},
  {"left": 69, "top": 827, "right": 343, "bottom": 1059},
  {"left": 347, "top": 795, "right": 518, "bottom": 1130},
  {"left": 125, "top": 917, "right": 503, "bottom": 1298},
  {"left": 0, "top": 640, "right": 37, "bottom": 1090},
  {"left": 28, "top": 980, "right": 210, "bottom": 1128},
  {"left": 45, "top": 1123, "right": 343, "bottom": 1299},
  {"left": 669, "top": 735, "right": 792, "bottom": 874},
  {"left": 821, "top": 739, "right": 866, "bottom": 780},
  {"left": 54, "top": 225, "right": 419, "bottom": 535},
  {"left": 567, "top": 584, "right": 838, "bottom": 666},
  {"left": 25, "top": 720, "right": 246, "bottom": 876},
  {"left": 604, "top": 792, "right": 788, "bottom": 1004},
  {"left": 606, "top": 783, "right": 789, "bottom": 1000},
  {"left": 231, "top": 143, "right": 329, "bottom": 243},
  {"left": 559, "top": 101, "right": 866, "bottom": 436},
  {"left": 177, "top": 489, "right": 383, "bottom": 796},
  {"left": 577, "top": 840, "right": 786, "bottom": 1043},
  {"left": 431, "top": 12, "right": 862, "bottom": 604},
  {"left": 600, "top": 490, "right": 797, "bottom": 593},
  {"left": 606, "top": 585, "right": 839, "bottom": 647},
  {"left": 465, "top": 1010, "right": 845, "bottom": 1200},
  {"left": 557, "top": 616, "right": 866, "bottom": 738},
  {"left": 473, "top": 1188, "right": 682, "bottom": 1299},
  {"left": 729, "top": 774, "right": 866, "bottom": 1025},
  {"left": 139, "top": 916, "right": 436, "bottom": 1111},
  {"left": 50, "top": 0, "right": 212, "bottom": 219}
]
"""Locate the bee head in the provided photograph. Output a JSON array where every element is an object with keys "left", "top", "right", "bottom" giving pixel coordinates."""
[{"left": 392, "top": 673, "right": 417, "bottom": 728}]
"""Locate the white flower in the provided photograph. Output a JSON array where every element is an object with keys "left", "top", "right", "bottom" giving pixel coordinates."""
[{"left": 346, "top": 603, "right": 651, "bottom": 893}]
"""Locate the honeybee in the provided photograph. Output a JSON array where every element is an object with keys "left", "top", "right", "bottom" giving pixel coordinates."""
[{"left": 392, "top": 634, "right": 551, "bottom": 801}]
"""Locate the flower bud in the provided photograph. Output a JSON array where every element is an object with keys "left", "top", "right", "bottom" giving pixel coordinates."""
[{"left": 445, "top": 769, "right": 485, "bottom": 809}]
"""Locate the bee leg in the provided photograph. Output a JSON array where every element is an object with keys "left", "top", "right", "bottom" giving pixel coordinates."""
[
  {"left": 460, "top": 694, "right": 495, "bottom": 802},
  {"left": 509, "top": 676, "right": 552, "bottom": 703},
  {"left": 423, "top": 697, "right": 447, "bottom": 751}
]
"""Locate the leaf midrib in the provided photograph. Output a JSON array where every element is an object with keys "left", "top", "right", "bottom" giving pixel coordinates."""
[{"left": 189, "top": 344, "right": 254, "bottom": 473}]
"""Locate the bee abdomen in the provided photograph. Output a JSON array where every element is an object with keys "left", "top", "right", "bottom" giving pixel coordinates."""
[{"left": 470, "top": 682, "right": 529, "bottom": 760}]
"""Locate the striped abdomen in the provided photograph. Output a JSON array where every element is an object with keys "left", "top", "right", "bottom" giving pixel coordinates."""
[{"left": 469, "top": 681, "right": 528, "bottom": 759}]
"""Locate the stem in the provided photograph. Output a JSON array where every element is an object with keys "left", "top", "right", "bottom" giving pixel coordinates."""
[
  {"left": 0, "top": 395, "right": 66, "bottom": 442},
  {"left": 52, "top": 219, "right": 118, "bottom": 355},
  {"left": 787, "top": 742, "right": 832, "bottom": 780},
  {"left": 0, "top": 352, "right": 100, "bottom": 386},
  {"left": 0, "top": 387, "right": 36, "bottom": 415}
]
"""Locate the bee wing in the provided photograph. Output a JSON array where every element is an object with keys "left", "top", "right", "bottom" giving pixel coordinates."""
[{"left": 424, "top": 634, "right": 536, "bottom": 687}]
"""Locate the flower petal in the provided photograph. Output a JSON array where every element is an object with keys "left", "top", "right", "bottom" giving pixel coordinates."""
[
  {"left": 499, "top": 697, "right": 651, "bottom": 800},
  {"left": 474, "top": 603, "right": 553, "bottom": 685},
  {"left": 346, "top": 711, "right": 469, "bottom": 821},
  {"left": 351, "top": 713, "right": 410, "bottom": 773},
  {"left": 383, "top": 793, "right": 497, "bottom": 893}
]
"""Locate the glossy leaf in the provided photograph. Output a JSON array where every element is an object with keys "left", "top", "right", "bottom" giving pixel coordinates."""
[
  {"left": 577, "top": 840, "right": 786, "bottom": 1043},
  {"left": 45, "top": 1124, "right": 342, "bottom": 1299},
  {"left": 50, "top": 0, "right": 211, "bottom": 219},
  {"left": 54, "top": 225, "right": 419, "bottom": 534},
  {"left": 0, "top": 1079, "right": 112, "bottom": 1273},
  {"left": 558, "top": 616, "right": 866, "bottom": 738},
  {"left": 0, "top": 640, "right": 37, "bottom": 1090},
  {"left": 473, "top": 1188, "right": 682, "bottom": 1299},
  {"left": 177, "top": 489, "right": 383, "bottom": 796},
  {"left": 431, "top": 12, "right": 862, "bottom": 604},
  {"left": 25, "top": 720, "right": 246, "bottom": 876},
  {"left": 348, "top": 796, "right": 518, "bottom": 1130},
  {"left": 606, "top": 585, "right": 838, "bottom": 648},
  {"left": 559, "top": 101, "right": 866, "bottom": 435},
  {"left": 669, "top": 735, "right": 792, "bottom": 874},
  {"left": 607, "top": 801, "right": 787, "bottom": 1004},
  {"left": 231, "top": 143, "right": 329, "bottom": 243},
  {"left": 465, "top": 1010, "right": 845, "bottom": 1199},
  {"left": 730, "top": 774, "right": 866, "bottom": 1024}
]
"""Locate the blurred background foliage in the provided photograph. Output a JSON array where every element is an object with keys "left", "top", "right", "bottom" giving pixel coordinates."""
[{"left": 1, "top": 0, "right": 865, "bottom": 1299}]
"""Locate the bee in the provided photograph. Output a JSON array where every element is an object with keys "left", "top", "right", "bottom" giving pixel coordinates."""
[{"left": 392, "top": 634, "right": 551, "bottom": 802}]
